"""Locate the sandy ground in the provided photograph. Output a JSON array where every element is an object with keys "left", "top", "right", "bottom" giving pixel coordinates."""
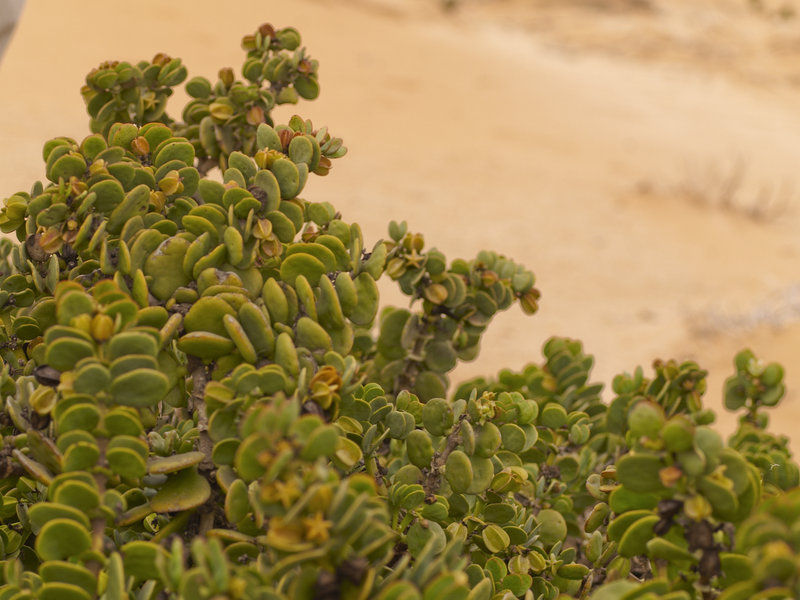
[{"left": 2, "top": 0, "right": 800, "bottom": 446}]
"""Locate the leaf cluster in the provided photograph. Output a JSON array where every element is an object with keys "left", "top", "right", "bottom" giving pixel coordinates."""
[{"left": 0, "top": 22, "right": 797, "bottom": 600}]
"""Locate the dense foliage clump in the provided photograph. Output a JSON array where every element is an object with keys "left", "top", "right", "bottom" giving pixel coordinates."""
[{"left": 0, "top": 22, "right": 797, "bottom": 600}]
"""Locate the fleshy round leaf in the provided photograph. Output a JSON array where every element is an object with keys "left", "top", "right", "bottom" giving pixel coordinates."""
[
  {"left": 184, "top": 296, "right": 236, "bottom": 337},
  {"left": 234, "top": 435, "right": 270, "bottom": 482},
  {"left": 107, "top": 331, "right": 159, "bottom": 360},
  {"left": 150, "top": 467, "right": 211, "bottom": 513},
  {"left": 28, "top": 502, "right": 91, "bottom": 532},
  {"left": 56, "top": 291, "right": 94, "bottom": 325},
  {"left": 646, "top": 538, "right": 696, "bottom": 563},
  {"left": 212, "top": 438, "right": 240, "bottom": 466},
  {"left": 502, "top": 574, "right": 533, "bottom": 597},
  {"left": 407, "top": 519, "right": 446, "bottom": 558},
  {"left": 57, "top": 403, "right": 101, "bottom": 433},
  {"left": 35, "top": 519, "right": 92, "bottom": 560},
  {"left": 225, "top": 479, "right": 251, "bottom": 524},
  {"left": 38, "top": 583, "right": 92, "bottom": 600},
  {"left": 73, "top": 362, "right": 111, "bottom": 395},
  {"left": 406, "top": 430, "right": 434, "bottom": 470},
  {"left": 177, "top": 331, "right": 235, "bottom": 359},
  {"left": 466, "top": 456, "right": 494, "bottom": 494},
  {"left": 333, "top": 436, "right": 362, "bottom": 470},
  {"left": 616, "top": 453, "right": 666, "bottom": 493},
  {"left": 697, "top": 475, "right": 740, "bottom": 521},
  {"left": 63, "top": 442, "right": 100, "bottom": 472},
  {"left": 45, "top": 337, "right": 95, "bottom": 372},
  {"left": 618, "top": 515, "right": 659, "bottom": 557},
  {"left": 299, "top": 425, "right": 339, "bottom": 461},
  {"left": 608, "top": 509, "right": 654, "bottom": 543},
  {"left": 122, "top": 541, "right": 170, "bottom": 583},
  {"left": 148, "top": 451, "right": 206, "bottom": 475},
  {"left": 105, "top": 408, "right": 145, "bottom": 437},
  {"left": 483, "top": 503, "right": 516, "bottom": 524},
  {"left": 444, "top": 450, "right": 473, "bottom": 494},
  {"left": 279, "top": 253, "right": 326, "bottom": 287},
  {"left": 39, "top": 561, "right": 96, "bottom": 594},
  {"left": 111, "top": 368, "right": 169, "bottom": 407},
  {"left": 53, "top": 479, "right": 99, "bottom": 510},
  {"left": 107, "top": 447, "right": 147, "bottom": 479},
  {"left": 536, "top": 508, "right": 567, "bottom": 548},
  {"left": 482, "top": 523, "right": 510, "bottom": 553}
]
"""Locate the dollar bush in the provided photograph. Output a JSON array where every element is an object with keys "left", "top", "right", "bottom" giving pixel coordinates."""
[{"left": 0, "top": 22, "right": 797, "bottom": 600}]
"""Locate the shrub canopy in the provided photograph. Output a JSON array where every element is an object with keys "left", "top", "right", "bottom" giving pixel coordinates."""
[{"left": 0, "top": 22, "right": 797, "bottom": 600}]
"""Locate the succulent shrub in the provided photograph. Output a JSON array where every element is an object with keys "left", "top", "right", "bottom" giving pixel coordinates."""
[{"left": 0, "top": 21, "right": 798, "bottom": 600}]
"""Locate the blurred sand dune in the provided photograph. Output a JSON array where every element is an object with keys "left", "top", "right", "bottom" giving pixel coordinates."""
[{"left": 2, "top": 0, "right": 800, "bottom": 445}]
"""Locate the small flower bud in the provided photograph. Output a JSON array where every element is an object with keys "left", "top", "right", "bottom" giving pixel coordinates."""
[
  {"left": 152, "top": 53, "right": 171, "bottom": 67},
  {"left": 89, "top": 159, "right": 108, "bottom": 176},
  {"left": 246, "top": 105, "right": 265, "bottom": 126},
  {"left": 158, "top": 170, "right": 183, "bottom": 196},
  {"left": 424, "top": 283, "right": 448, "bottom": 305},
  {"left": 259, "top": 23, "right": 276, "bottom": 39},
  {"left": 90, "top": 313, "right": 114, "bottom": 342},
  {"left": 149, "top": 191, "right": 167, "bottom": 212},
  {"left": 385, "top": 257, "right": 407, "bottom": 279},
  {"left": 130, "top": 136, "right": 150, "bottom": 156},
  {"left": 684, "top": 495, "right": 712, "bottom": 521},
  {"left": 278, "top": 128, "right": 294, "bottom": 150},
  {"left": 218, "top": 67, "right": 235, "bottom": 88},
  {"left": 241, "top": 34, "right": 257, "bottom": 52}
]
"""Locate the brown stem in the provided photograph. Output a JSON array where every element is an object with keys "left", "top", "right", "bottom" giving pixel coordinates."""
[
  {"left": 198, "top": 509, "right": 215, "bottom": 535},
  {"left": 394, "top": 315, "right": 433, "bottom": 395},
  {"left": 422, "top": 414, "right": 467, "bottom": 495},
  {"left": 189, "top": 360, "right": 214, "bottom": 471},
  {"left": 371, "top": 456, "right": 390, "bottom": 491}
]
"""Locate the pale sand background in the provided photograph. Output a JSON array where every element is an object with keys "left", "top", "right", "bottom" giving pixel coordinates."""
[{"left": 2, "top": 0, "right": 800, "bottom": 446}]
